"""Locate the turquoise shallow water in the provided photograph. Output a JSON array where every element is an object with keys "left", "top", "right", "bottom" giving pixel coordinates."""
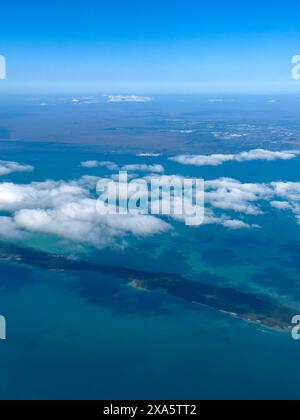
[{"left": 0, "top": 142, "right": 300, "bottom": 399}]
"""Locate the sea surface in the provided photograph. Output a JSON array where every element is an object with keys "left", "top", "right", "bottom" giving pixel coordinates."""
[{"left": 1, "top": 135, "right": 300, "bottom": 400}]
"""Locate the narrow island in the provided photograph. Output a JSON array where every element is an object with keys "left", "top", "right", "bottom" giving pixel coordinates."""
[{"left": 0, "top": 242, "right": 295, "bottom": 331}]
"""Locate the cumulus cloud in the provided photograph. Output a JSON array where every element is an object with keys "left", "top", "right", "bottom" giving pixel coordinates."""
[
  {"left": 170, "top": 149, "right": 300, "bottom": 167},
  {"left": 269, "top": 182, "right": 300, "bottom": 223},
  {"left": 3, "top": 168, "right": 300, "bottom": 249},
  {"left": 14, "top": 206, "right": 168, "bottom": 247},
  {"left": 0, "top": 160, "right": 34, "bottom": 176},
  {"left": 141, "top": 174, "right": 300, "bottom": 229},
  {"left": 221, "top": 220, "right": 254, "bottom": 230},
  {"left": 200, "top": 209, "right": 256, "bottom": 230},
  {"left": 143, "top": 175, "right": 267, "bottom": 228},
  {"left": 204, "top": 178, "right": 300, "bottom": 228},
  {"left": 136, "top": 153, "right": 162, "bottom": 158},
  {"left": 0, "top": 178, "right": 170, "bottom": 248},
  {"left": 121, "top": 164, "right": 165, "bottom": 173},
  {"left": 0, "top": 180, "right": 87, "bottom": 211},
  {"left": 205, "top": 178, "right": 272, "bottom": 215},
  {"left": 81, "top": 161, "right": 164, "bottom": 174},
  {"left": 71, "top": 97, "right": 99, "bottom": 105},
  {"left": 81, "top": 161, "right": 119, "bottom": 171},
  {"left": 270, "top": 201, "right": 292, "bottom": 210},
  {"left": 107, "top": 95, "right": 153, "bottom": 103},
  {"left": 271, "top": 181, "right": 300, "bottom": 202},
  {"left": 0, "top": 217, "right": 25, "bottom": 239}
]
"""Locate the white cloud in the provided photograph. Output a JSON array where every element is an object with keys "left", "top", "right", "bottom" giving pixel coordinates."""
[
  {"left": 0, "top": 178, "right": 170, "bottom": 248},
  {"left": 221, "top": 220, "right": 254, "bottom": 230},
  {"left": 0, "top": 160, "right": 34, "bottom": 176},
  {"left": 3, "top": 167, "right": 300, "bottom": 249},
  {"left": 71, "top": 97, "right": 99, "bottom": 105},
  {"left": 0, "top": 217, "right": 25, "bottom": 239},
  {"left": 269, "top": 182, "right": 300, "bottom": 223},
  {"left": 121, "top": 164, "right": 165, "bottom": 173},
  {"left": 270, "top": 201, "right": 292, "bottom": 210},
  {"left": 81, "top": 162, "right": 165, "bottom": 176},
  {"left": 107, "top": 95, "right": 153, "bottom": 103},
  {"left": 271, "top": 181, "right": 300, "bottom": 202},
  {"left": 204, "top": 178, "right": 300, "bottom": 228},
  {"left": 170, "top": 149, "right": 300, "bottom": 167},
  {"left": 143, "top": 175, "right": 300, "bottom": 229},
  {"left": 201, "top": 209, "right": 256, "bottom": 230},
  {"left": 205, "top": 178, "right": 272, "bottom": 215},
  {"left": 14, "top": 199, "right": 170, "bottom": 247},
  {"left": 81, "top": 161, "right": 119, "bottom": 171},
  {"left": 0, "top": 180, "right": 87, "bottom": 211},
  {"left": 136, "top": 153, "right": 162, "bottom": 158}
]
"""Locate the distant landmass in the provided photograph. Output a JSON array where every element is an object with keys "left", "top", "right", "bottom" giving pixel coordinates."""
[{"left": 0, "top": 242, "right": 295, "bottom": 332}]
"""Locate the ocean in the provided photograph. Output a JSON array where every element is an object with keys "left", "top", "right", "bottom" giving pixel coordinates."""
[{"left": 0, "top": 139, "right": 300, "bottom": 399}]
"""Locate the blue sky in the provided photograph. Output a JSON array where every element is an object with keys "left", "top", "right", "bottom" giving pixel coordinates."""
[{"left": 1, "top": 0, "right": 300, "bottom": 92}]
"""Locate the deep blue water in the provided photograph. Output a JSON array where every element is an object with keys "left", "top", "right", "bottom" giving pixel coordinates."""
[{"left": 0, "top": 142, "right": 300, "bottom": 400}]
